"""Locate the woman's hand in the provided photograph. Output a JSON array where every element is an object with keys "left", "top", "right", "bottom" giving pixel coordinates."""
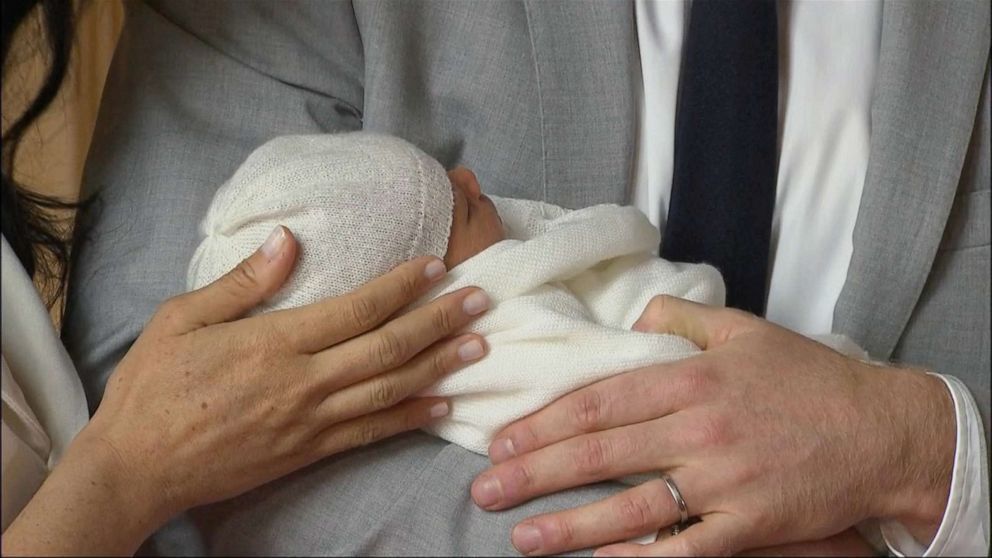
[
  {"left": 470, "top": 296, "right": 955, "bottom": 556},
  {"left": 4, "top": 226, "right": 489, "bottom": 555}
]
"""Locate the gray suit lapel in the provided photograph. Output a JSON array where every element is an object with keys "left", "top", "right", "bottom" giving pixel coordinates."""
[
  {"left": 834, "top": 1, "right": 990, "bottom": 359},
  {"left": 523, "top": 0, "right": 638, "bottom": 208}
]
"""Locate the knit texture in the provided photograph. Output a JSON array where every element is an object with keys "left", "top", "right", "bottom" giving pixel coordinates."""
[
  {"left": 188, "top": 133, "right": 866, "bottom": 459},
  {"left": 418, "top": 197, "right": 726, "bottom": 453},
  {"left": 187, "top": 133, "right": 454, "bottom": 313},
  {"left": 419, "top": 199, "right": 868, "bottom": 455}
]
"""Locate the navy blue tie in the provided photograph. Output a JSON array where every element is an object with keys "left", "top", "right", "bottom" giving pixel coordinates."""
[{"left": 661, "top": 0, "right": 779, "bottom": 315}]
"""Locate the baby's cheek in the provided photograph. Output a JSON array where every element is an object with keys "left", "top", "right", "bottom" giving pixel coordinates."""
[
  {"left": 489, "top": 209, "right": 506, "bottom": 241},
  {"left": 484, "top": 219, "right": 505, "bottom": 248}
]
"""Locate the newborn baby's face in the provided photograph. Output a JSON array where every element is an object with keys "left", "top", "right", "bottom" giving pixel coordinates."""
[{"left": 444, "top": 167, "right": 505, "bottom": 268}]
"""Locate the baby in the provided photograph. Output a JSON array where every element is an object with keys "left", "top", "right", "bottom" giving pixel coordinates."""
[{"left": 189, "top": 133, "right": 862, "bottom": 455}]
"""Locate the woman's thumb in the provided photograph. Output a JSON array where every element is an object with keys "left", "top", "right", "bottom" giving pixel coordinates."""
[{"left": 168, "top": 226, "right": 297, "bottom": 331}]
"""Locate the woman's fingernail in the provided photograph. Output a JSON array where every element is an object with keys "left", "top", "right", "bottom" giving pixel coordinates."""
[
  {"left": 512, "top": 524, "right": 543, "bottom": 555},
  {"left": 489, "top": 438, "right": 515, "bottom": 462},
  {"left": 472, "top": 475, "right": 503, "bottom": 508},
  {"left": 424, "top": 259, "right": 447, "bottom": 281},
  {"left": 260, "top": 226, "right": 286, "bottom": 260},
  {"left": 462, "top": 291, "right": 490, "bottom": 315},
  {"left": 430, "top": 401, "right": 450, "bottom": 418},
  {"left": 593, "top": 548, "right": 621, "bottom": 557},
  {"left": 457, "top": 339, "right": 485, "bottom": 362}
]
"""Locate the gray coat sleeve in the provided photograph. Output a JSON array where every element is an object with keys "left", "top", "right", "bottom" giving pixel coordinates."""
[
  {"left": 63, "top": 0, "right": 364, "bottom": 402},
  {"left": 63, "top": 3, "right": 634, "bottom": 555}
]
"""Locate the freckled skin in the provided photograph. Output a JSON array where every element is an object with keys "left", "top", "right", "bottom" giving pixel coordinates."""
[{"left": 444, "top": 167, "right": 506, "bottom": 268}]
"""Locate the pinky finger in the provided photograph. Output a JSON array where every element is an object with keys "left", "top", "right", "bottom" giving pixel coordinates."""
[
  {"left": 594, "top": 513, "right": 748, "bottom": 557},
  {"left": 314, "top": 397, "right": 451, "bottom": 456}
]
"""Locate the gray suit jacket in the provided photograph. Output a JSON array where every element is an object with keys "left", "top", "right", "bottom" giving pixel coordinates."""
[{"left": 64, "top": 1, "right": 990, "bottom": 555}]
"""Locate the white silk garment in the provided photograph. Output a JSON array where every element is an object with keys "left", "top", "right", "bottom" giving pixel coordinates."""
[{"left": 1, "top": 237, "right": 89, "bottom": 531}]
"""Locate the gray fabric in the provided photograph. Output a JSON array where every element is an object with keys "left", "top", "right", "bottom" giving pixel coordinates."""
[
  {"left": 833, "top": 0, "right": 991, "bottom": 432},
  {"left": 63, "top": 0, "right": 990, "bottom": 555},
  {"left": 890, "top": 59, "right": 992, "bottom": 433},
  {"left": 188, "top": 431, "right": 625, "bottom": 556}
]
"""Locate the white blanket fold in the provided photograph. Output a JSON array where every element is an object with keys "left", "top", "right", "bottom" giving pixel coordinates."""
[
  {"left": 187, "top": 133, "right": 867, "bottom": 462},
  {"left": 419, "top": 197, "right": 726, "bottom": 454}
]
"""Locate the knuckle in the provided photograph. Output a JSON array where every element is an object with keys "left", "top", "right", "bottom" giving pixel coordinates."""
[
  {"left": 572, "top": 436, "right": 613, "bottom": 477},
  {"left": 639, "top": 295, "right": 676, "bottom": 331},
  {"left": 155, "top": 297, "right": 188, "bottom": 324},
  {"left": 402, "top": 404, "right": 428, "bottom": 431},
  {"left": 676, "top": 362, "right": 715, "bottom": 402},
  {"left": 724, "top": 304, "right": 763, "bottom": 331},
  {"left": 616, "top": 493, "right": 657, "bottom": 533},
  {"left": 509, "top": 461, "right": 536, "bottom": 492},
  {"left": 649, "top": 294, "right": 673, "bottom": 314},
  {"left": 732, "top": 458, "right": 763, "bottom": 486},
  {"left": 353, "top": 419, "right": 385, "bottom": 447},
  {"left": 370, "top": 330, "right": 409, "bottom": 369},
  {"left": 688, "top": 411, "right": 731, "bottom": 448},
  {"left": 430, "top": 305, "right": 455, "bottom": 333},
  {"left": 746, "top": 505, "right": 773, "bottom": 532},
  {"left": 347, "top": 294, "right": 382, "bottom": 331},
  {"left": 368, "top": 378, "right": 400, "bottom": 410},
  {"left": 725, "top": 306, "right": 757, "bottom": 323},
  {"left": 547, "top": 516, "right": 576, "bottom": 547},
  {"left": 570, "top": 389, "right": 608, "bottom": 432},
  {"left": 430, "top": 349, "right": 451, "bottom": 379},
  {"left": 720, "top": 308, "right": 758, "bottom": 340},
  {"left": 316, "top": 429, "right": 345, "bottom": 457},
  {"left": 502, "top": 420, "right": 541, "bottom": 455},
  {"left": 229, "top": 259, "right": 262, "bottom": 292},
  {"left": 397, "top": 271, "right": 421, "bottom": 302},
  {"left": 157, "top": 296, "right": 184, "bottom": 316},
  {"left": 251, "top": 316, "right": 291, "bottom": 354},
  {"left": 277, "top": 425, "right": 310, "bottom": 457}
]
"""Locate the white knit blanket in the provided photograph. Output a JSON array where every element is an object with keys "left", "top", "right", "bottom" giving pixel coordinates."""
[{"left": 418, "top": 197, "right": 727, "bottom": 454}]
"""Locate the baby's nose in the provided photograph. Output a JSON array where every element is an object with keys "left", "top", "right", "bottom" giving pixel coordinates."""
[
  {"left": 465, "top": 175, "right": 482, "bottom": 198},
  {"left": 450, "top": 166, "right": 484, "bottom": 198},
  {"left": 461, "top": 169, "right": 483, "bottom": 198}
]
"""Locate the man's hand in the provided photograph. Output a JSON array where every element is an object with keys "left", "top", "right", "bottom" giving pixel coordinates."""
[
  {"left": 470, "top": 296, "right": 955, "bottom": 556},
  {"left": 737, "top": 528, "right": 877, "bottom": 556}
]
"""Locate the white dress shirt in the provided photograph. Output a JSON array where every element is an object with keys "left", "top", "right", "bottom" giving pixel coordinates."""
[{"left": 632, "top": 1, "right": 989, "bottom": 555}]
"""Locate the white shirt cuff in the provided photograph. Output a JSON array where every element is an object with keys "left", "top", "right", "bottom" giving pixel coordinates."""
[{"left": 880, "top": 374, "right": 990, "bottom": 557}]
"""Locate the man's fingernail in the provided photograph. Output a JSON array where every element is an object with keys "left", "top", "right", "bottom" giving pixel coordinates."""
[
  {"left": 512, "top": 524, "right": 543, "bottom": 555},
  {"left": 457, "top": 339, "right": 485, "bottom": 362},
  {"left": 593, "top": 549, "right": 620, "bottom": 557},
  {"left": 430, "top": 402, "right": 449, "bottom": 418},
  {"left": 472, "top": 475, "right": 502, "bottom": 508},
  {"left": 462, "top": 291, "right": 490, "bottom": 315},
  {"left": 424, "top": 259, "right": 447, "bottom": 281},
  {"left": 260, "top": 226, "right": 286, "bottom": 260},
  {"left": 489, "top": 438, "right": 515, "bottom": 462}
]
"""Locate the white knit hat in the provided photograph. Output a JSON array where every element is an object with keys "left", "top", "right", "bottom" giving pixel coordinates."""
[{"left": 187, "top": 133, "right": 454, "bottom": 313}]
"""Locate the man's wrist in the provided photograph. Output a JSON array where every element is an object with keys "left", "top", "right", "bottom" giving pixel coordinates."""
[{"left": 866, "top": 366, "right": 955, "bottom": 545}]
